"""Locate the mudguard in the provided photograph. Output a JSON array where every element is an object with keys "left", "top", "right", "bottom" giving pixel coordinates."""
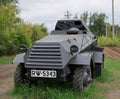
[
  {"left": 13, "top": 53, "right": 25, "bottom": 63},
  {"left": 93, "top": 47, "right": 104, "bottom": 64},
  {"left": 69, "top": 52, "right": 93, "bottom": 66}
]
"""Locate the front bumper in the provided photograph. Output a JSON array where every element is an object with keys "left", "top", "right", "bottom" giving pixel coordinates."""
[{"left": 26, "top": 66, "right": 70, "bottom": 82}]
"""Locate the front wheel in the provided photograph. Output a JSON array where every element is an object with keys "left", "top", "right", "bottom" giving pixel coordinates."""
[
  {"left": 14, "top": 64, "right": 27, "bottom": 86},
  {"left": 73, "top": 66, "right": 92, "bottom": 91}
]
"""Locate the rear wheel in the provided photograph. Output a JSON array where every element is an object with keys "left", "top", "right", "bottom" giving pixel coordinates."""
[
  {"left": 94, "top": 63, "right": 103, "bottom": 76},
  {"left": 73, "top": 66, "right": 92, "bottom": 91},
  {"left": 94, "top": 56, "right": 104, "bottom": 76},
  {"left": 14, "top": 64, "right": 27, "bottom": 86}
]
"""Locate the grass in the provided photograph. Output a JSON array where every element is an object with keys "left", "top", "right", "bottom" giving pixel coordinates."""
[
  {"left": 8, "top": 82, "right": 103, "bottom": 99},
  {"left": 98, "top": 36, "right": 120, "bottom": 46},
  {"left": 0, "top": 55, "right": 15, "bottom": 64},
  {"left": 8, "top": 57, "right": 120, "bottom": 99}
]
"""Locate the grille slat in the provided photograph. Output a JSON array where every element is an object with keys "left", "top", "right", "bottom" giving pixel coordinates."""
[
  {"left": 26, "top": 62, "right": 62, "bottom": 66},
  {"left": 29, "top": 55, "right": 61, "bottom": 59},
  {"left": 30, "top": 52, "right": 61, "bottom": 55},
  {"left": 32, "top": 49, "right": 60, "bottom": 52},
  {"left": 33, "top": 46, "right": 60, "bottom": 49},
  {"left": 26, "top": 43, "right": 62, "bottom": 68},
  {"left": 28, "top": 59, "right": 62, "bottom": 63}
]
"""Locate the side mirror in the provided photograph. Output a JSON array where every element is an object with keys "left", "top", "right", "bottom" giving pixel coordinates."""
[
  {"left": 94, "top": 36, "right": 98, "bottom": 39},
  {"left": 19, "top": 44, "right": 27, "bottom": 52}
]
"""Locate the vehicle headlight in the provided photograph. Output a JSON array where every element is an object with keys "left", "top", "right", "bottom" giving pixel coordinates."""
[
  {"left": 19, "top": 44, "right": 27, "bottom": 52},
  {"left": 70, "top": 45, "right": 79, "bottom": 54}
]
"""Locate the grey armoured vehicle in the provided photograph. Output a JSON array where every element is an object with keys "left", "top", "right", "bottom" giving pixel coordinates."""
[{"left": 13, "top": 20, "right": 104, "bottom": 91}]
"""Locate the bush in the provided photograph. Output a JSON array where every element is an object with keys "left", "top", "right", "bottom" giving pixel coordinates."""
[
  {"left": 0, "top": 4, "right": 48, "bottom": 56},
  {"left": 0, "top": 32, "right": 7, "bottom": 55},
  {"left": 0, "top": 24, "right": 48, "bottom": 56},
  {"left": 98, "top": 36, "right": 120, "bottom": 46}
]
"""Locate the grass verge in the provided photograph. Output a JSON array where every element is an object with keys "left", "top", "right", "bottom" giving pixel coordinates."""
[
  {"left": 0, "top": 55, "right": 15, "bottom": 64},
  {"left": 8, "top": 58, "right": 120, "bottom": 99}
]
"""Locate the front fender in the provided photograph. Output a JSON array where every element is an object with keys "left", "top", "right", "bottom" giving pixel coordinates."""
[
  {"left": 13, "top": 53, "right": 25, "bottom": 63},
  {"left": 93, "top": 47, "right": 104, "bottom": 63},
  {"left": 69, "top": 52, "right": 93, "bottom": 66}
]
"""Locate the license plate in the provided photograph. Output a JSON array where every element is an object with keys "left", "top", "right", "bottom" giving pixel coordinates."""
[{"left": 31, "top": 70, "right": 57, "bottom": 78}]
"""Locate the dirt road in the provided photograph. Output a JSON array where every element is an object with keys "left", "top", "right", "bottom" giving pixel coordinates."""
[
  {"left": 0, "top": 47, "right": 120, "bottom": 99},
  {"left": 104, "top": 47, "right": 120, "bottom": 58},
  {"left": 0, "top": 64, "right": 16, "bottom": 99}
]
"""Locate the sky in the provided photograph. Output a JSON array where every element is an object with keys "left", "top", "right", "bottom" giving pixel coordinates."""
[{"left": 19, "top": 0, "right": 120, "bottom": 32}]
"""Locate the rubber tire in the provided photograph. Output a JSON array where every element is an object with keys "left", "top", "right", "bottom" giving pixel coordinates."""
[
  {"left": 94, "top": 55, "right": 104, "bottom": 77},
  {"left": 94, "top": 63, "right": 103, "bottom": 76},
  {"left": 73, "top": 67, "right": 84, "bottom": 91},
  {"left": 14, "top": 64, "right": 26, "bottom": 86}
]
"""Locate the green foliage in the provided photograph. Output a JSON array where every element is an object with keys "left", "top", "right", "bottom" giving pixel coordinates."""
[
  {"left": 80, "top": 12, "right": 106, "bottom": 36},
  {"left": 103, "top": 23, "right": 120, "bottom": 37},
  {"left": 80, "top": 11, "right": 89, "bottom": 24},
  {"left": 96, "top": 58, "right": 120, "bottom": 83},
  {"left": 0, "top": 32, "right": 7, "bottom": 54},
  {"left": 90, "top": 13, "right": 106, "bottom": 36},
  {"left": 0, "top": 4, "right": 48, "bottom": 56},
  {"left": 115, "top": 25, "right": 120, "bottom": 36},
  {"left": 31, "top": 24, "right": 47, "bottom": 42},
  {"left": 0, "top": 5, "right": 21, "bottom": 31},
  {"left": 0, "top": 4, "right": 21, "bottom": 55},
  {"left": 79, "top": 11, "right": 120, "bottom": 37},
  {"left": 9, "top": 81, "right": 102, "bottom": 99},
  {"left": 0, "top": 0, "right": 18, "bottom": 5},
  {"left": 0, "top": 23, "right": 48, "bottom": 55},
  {"left": 98, "top": 36, "right": 120, "bottom": 46}
]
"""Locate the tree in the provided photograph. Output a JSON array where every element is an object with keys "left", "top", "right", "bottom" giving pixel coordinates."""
[
  {"left": 89, "top": 13, "right": 106, "bottom": 36},
  {"left": 0, "top": 0, "right": 18, "bottom": 5},
  {"left": 31, "top": 24, "right": 47, "bottom": 43},
  {"left": 73, "top": 14, "right": 78, "bottom": 19},
  {"left": 115, "top": 25, "right": 120, "bottom": 34},
  {"left": 80, "top": 11, "right": 89, "bottom": 24},
  {"left": 80, "top": 12, "right": 106, "bottom": 36},
  {"left": 0, "top": 0, "right": 48, "bottom": 55}
]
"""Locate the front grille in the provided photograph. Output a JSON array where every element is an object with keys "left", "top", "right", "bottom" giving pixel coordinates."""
[{"left": 25, "top": 43, "right": 62, "bottom": 67}]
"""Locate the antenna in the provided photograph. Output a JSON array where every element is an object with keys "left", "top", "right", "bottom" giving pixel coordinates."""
[{"left": 64, "top": 10, "right": 72, "bottom": 19}]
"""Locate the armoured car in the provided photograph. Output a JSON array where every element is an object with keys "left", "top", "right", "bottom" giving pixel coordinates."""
[{"left": 13, "top": 20, "right": 104, "bottom": 91}]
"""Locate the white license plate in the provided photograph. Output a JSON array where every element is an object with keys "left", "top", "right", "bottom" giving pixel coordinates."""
[{"left": 31, "top": 70, "right": 57, "bottom": 78}]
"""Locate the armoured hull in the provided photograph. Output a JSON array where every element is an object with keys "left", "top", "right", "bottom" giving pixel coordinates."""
[{"left": 25, "top": 34, "right": 97, "bottom": 69}]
